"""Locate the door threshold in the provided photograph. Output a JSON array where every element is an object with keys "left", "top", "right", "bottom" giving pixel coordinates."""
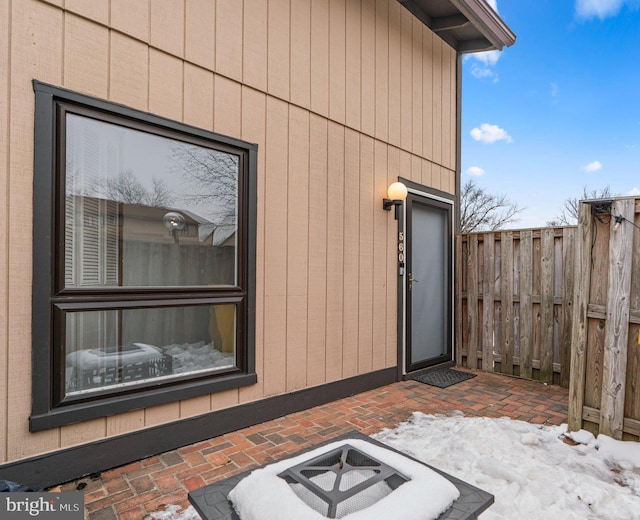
[{"left": 403, "top": 360, "right": 455, "bottom": 380}]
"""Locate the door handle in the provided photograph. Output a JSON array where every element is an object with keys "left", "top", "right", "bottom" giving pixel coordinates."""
[{"left": 409, "top": 274, "right": 419, "bottom": 283}]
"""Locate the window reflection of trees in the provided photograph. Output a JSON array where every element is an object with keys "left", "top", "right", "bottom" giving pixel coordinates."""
[
  {"left": 170, "top": 143, "right": 239, "bottom": 225},
  {"left": 100, "top": 169, "right": 175, "bottom": 207}
]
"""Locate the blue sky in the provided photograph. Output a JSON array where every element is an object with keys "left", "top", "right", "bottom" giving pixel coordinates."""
[{"left": 461, "top": 0, "right": 640, "bottom": 228}]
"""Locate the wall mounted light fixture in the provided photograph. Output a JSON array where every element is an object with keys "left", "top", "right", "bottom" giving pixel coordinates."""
[
  {"left": 383, "top": 182, "right": 408, "bottom": 220},
  {"left": 163, "top": 211, "right": 186, "bottom": 243}
]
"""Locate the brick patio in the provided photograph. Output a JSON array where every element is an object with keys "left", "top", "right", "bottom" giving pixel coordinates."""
[{"left": 61, "top": 369, "right": 568, "bottom": 519}]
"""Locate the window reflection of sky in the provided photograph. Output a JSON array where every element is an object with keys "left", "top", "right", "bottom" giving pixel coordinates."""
[{"left": 66, "top": 113, "right": 238, "bottom": 225}]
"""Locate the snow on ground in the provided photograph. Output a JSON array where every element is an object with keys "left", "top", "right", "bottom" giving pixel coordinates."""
[
  {"left": 145, "top": 412, "right": 640, "bottom": 520},
  {"left": 374, "top": 412, "right": 640, "bottom": 520}
]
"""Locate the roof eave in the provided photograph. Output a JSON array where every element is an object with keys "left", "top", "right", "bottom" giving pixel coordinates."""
[{"left": 450, "top": 0, "right": 516, "bottom": 52}]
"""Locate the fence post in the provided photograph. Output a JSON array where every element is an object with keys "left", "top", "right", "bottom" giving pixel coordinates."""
[
  {"left": 568, "top": 203, "right": 593, "bottom": 432},
  {"left": 599, "top": 198, "right": 635, "bottom": 439}
]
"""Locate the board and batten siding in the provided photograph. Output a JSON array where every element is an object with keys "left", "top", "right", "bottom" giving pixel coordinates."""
[{"left": 0, "top": 0, "right": 457, "bottom": 463}]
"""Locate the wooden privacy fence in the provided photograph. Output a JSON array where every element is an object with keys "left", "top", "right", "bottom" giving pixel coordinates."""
[
  {"left": 455, "top": 226, "right": 577, "bottom": 387},
  {"left": 569, "top": 197, "right": 640, "bottom": 440}
]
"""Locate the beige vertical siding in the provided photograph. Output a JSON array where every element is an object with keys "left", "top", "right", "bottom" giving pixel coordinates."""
[
  {"left": 151, "top": 0, "right": 185, "bottom": 59},
  {"left": 432, "top": 34, "right": 444, "bottom": 167},
  {"left": 64, "top": 14, "right": 109, "bottom": 97},
  {"left": 388, "top": 1, "right": 401, "bottom": 147},
  {"left": 0, "top": 0, "right": 9, "bottom": 465},
  {"left": 361, "top": 0, "right": 376, "bottom": 136},
  {"left": 9, "top": 0, "right": 63, "bottom": 461},
  {"left": 65, "top": 0, "right": 108, "bottom": 24},
  {"left": 286, "top": 106, "right": 310, "bottom": 392},
  {"left": 373, "top": 141, "right": 389, "bottom": 371},
  {"left": 412, "top": 17, "right": 423, "bottom": 156},
  {"left": 109, "top": 33, "right": 149, "bottom": 110},
  {"left": 215, "top": 0, "right": 242, "bottom": 81},
  {"left": 311, "top": 0, "right": 330, "bottom": 118},
  {"left": 268, "top": 0, "right": 291, "bottom": 101},
  {"left": 185, "top": 0, "right": 215, "bottom": 70},
  {"left": 184, "top": 64, "right": 214, "bottom": 130},
  {"left": 243, "top": 0, "right": 267, "bottom": 92},
  {"left": 239, "top": 86, "right": 267, "bottom": 404},
  {"left": 111, "top": 0, "right": 149, "bottom": 43},
  {"left": 345, "top": 0, "right": 361, "bottom": 130},
  {"left": 149, "top": 49, "right": 184, "bottom": 120},
  {"left": 400, "top": 7, "right": 413, "bottom": 151},
  {"left": 342, "top": 129, "right": 361, "bottom": 378},
  {"left": 1, "top": 0, "right": 458, "bottom": 462},
  {"left": 263, "top": 97, "right": 289, "bottom": 397},
  {"left": 358, "top": 136, "right": 375, "bottom": 373},
  {"left": 375, "top": 0, "right": 389, "bottom": 142},
  {"left": 386, "top": 147, "right": 401, "bottom": 366},
  {"left": 329, "top": 0, "right": 346, "bottom": 125},
  {"left": 307, "top": 115, "right": 329, "bottom": 387},
  {"left": 326, "top": 122, "right": 346, "bottom": 382}
]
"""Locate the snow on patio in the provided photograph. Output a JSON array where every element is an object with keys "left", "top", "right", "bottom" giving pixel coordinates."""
[
  {"left": 146, "top": 412, "right": 640, "bottom": 520},
  {"left": 227, "top": 438, "right": 459, "bottom": 520}
]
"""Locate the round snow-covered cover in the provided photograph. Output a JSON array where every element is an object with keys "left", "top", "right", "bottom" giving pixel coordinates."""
[{"left": 228, "top": 438, "right": 459, "bottom": 520}]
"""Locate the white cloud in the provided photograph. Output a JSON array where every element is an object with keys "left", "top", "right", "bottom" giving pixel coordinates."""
[
  {"left": 470, "top": 123, "right": 513, "bottom": 144},
  {"left": 466, "top": 47, "right": 502, "bottom": 82},
  {"left": 470, "top": 64, "right": 497, "bottom": 81},
  {"left": 473, "top": 50, "right": 501, "bottom": 66},
  {"left": 582, "top": 160, "right": 603, "bottom": 172},
  {"left": 575, "top": 0, "right": 640, "bottom": 19},
  {"left": 628, "top": 187, "right": 640, "bottom": 196},
  {"left": 466, "top": 166, "right": 486, "bottom": 177},
  {"left": 550, "top": 82, "right": 559, "bottom": 102}
]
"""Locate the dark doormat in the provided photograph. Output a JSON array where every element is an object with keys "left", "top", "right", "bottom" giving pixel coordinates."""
[{"left": 410, "top": 368, "right": 477, "bottom": 388}]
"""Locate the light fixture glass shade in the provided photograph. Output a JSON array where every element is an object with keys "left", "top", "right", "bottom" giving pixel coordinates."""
[
  {"left": 163, "top": 211, "right": 186, "bottom": 231},
  {"left": 387, "top": 182, "right": 408, "bottom": 201}
]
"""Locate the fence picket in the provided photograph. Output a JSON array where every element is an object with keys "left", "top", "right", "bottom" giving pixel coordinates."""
[
  {"left": 455, "top": 235, "right": 464, "bottom": 366},
  {"left": 561, "top": 227, "right": 576, "bottom": 388},
  {"left": 500, "top": 231, "right": 514, "bottom": 375},
  {"left": 467, "top": 235, "right": 479, "bottom": 368},
  {"left": 482, "top": 234, "right": 495, "bottom": 371},
  {"left": 457, "top": 198, "right": 640, "bottom": 440},
  {"left": 519, "top": 230, "right": 533, "bottom": 379},
  {"left": 540, "top": 229, "right": 555, "bottom": 384},
  {"left": 457, "top": 226, "right": 572, "bottom": 385}
]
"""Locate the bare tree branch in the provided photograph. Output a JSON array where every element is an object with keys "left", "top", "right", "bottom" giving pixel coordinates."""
[
  {"left": 546, "top": 186, "right": 613, "bottom": 226},
  {"left": 97, "top": 169, "right": 175, "bottom": 207},
  {"left": 460, "top": 179, "right": 523, "bottom": 233},
  {"left": 170, "top": 143, "right": 238, "bottom": 222}
]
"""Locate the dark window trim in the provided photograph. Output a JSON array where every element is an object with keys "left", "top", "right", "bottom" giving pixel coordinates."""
[{"left": 30, "top": 81, "right": 257, "bottom": 432}]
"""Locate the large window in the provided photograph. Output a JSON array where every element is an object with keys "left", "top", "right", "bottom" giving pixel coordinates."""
[{"left": 31, "top": 82, "right": 257, "bottom": 431}]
